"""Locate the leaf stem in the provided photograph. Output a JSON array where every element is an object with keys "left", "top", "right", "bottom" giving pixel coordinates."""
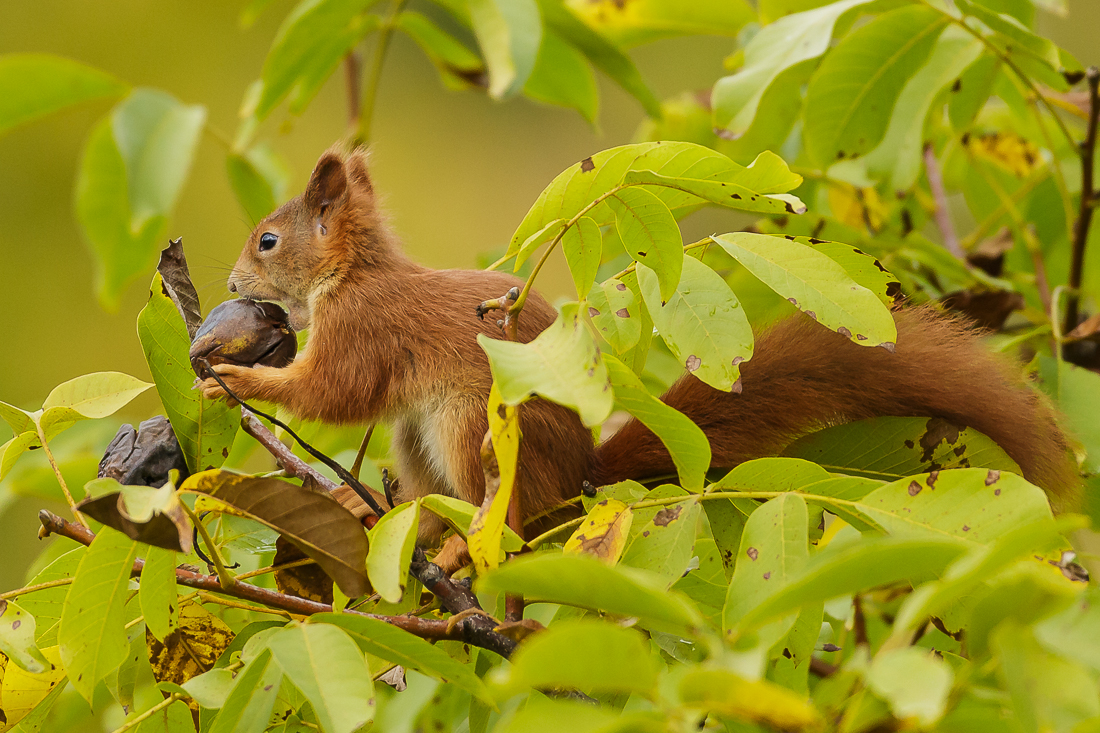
[
  {"left": 180, "top": 502, "right": 235, "bottom": 591},
  {"left": 109, "top": 694, "right": 184, "bottom": 733},
  {"left": 34, "top": 420, "right": 87, "bottom": 528},
  {"left": 355, "top": 0, "right": 409, "bottom": 146},
  {"left": 234, "top": 557, "right": 315, "bottom": 581},
  {"left": 0, "top": 577, "right": 74, "bottom": 601},
  {"left": 922, "top": 143, "right": 963, "bottom": 258},
  {"left": 197, "top": 590, "right": 293, "bottom": 618}
]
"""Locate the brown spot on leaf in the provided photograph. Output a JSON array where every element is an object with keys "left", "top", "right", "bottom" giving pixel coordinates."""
[
  {"left": 951, "top": 78, "right": 962, "bottom": 92},
  {"left": 994, "top": 488, "right": 1001, "bottom": 496},
  {"left": 856, "top": 334, "right": 867, "bottom": 341},
  {"left": 927, "top": 471, "right": 939, "bottom": 488},
  {"left": 616, "top": 282, "right": 627, "bottom": 291},
  {"left": 732, "top": 356, "right": 744, "bottom": 366},
  {"left": 12, "top": 619, "right": 20, "bottom": 630},
  {"left": 879, "top": 342, "right": 896, "bottom": 353},
  {"left": 908, "top": 481, "right": 922, "bottom": 496},
  {"left": 642, "top": 530, "right": 650, "bottom": 537},
  {"left": 962, "top": 525, "right": 970, "bottom": 532},
  {"left": 919, "top": 418, "right": 961, "bottom": 462},
  {"left": 685, "top": 355, "right": 701, "bottom": 372},
  {"left": 985, "top": 470, "right": 1001, "bottom": 486},
  {"left": 904, "top": 440, "right": 914, "bottom": 449},
  {"left": 788, "top": 298, "right": 798, "bottom": 306},
  {"left": 837, "top": 326, "right": 852, "bottom": 339},
  {"left": 805, "top": 311, "right": 817, "bottom": 320},
  {"left": 615, "top": 308, "right": 630, "bottom": 318},
  {"left": 580, "top": 157, "right": 595, "bottom": 172},
  {"left": 497, "top": 404, "right": 508, "bottom": 419},
  {"left": 747, "top": 547, "right": 758, "bottom": 561},
  {"left": 730, "top": 378, "right": 743, "bottom": 394},
  {"left": 588, "top": 307, "right": 600, "bottom": 318},
  {"left": 653, "top": 506, "right": 682, "bottom": 526},
  {"left": 763, "top": 571, "right": 771, "bottom": 580}
]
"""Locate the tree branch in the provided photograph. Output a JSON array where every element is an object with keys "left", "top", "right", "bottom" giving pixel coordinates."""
[
  {"left": 1064, "top": 67, "right": 1100, "bottom": 337},
  {"left": 39, "top": 510, "right": 517, "bottom": 658},
  {"left": 924, "top": 143, "right": 964, "bottom": 259}
]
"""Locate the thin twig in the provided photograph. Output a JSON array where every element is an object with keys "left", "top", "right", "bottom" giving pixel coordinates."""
[
  {"left": 356, "top": 0, "right": 410, "bottom": 146},
  {"left": 343, "top": 51, "right": 362, "bottom": 134},
  {"left": 109, "top": 694, "right": 184, "bottom": 733},
  {"left": 0, "top": 577, "right": 74, "bottom": 601},
  {"left": 180, "top": 502, "right": 235, "bottom": 591},
  {"left": 234, "top": 558, "right": 316, "bottom": 582},
  {"left": 924, "top": 143, "right": 963, "bottom": 258},
  {"left": 351, "top": 424, "right": 375, "bottom": 481},
  {"left": 39, "top": 510, "right": 518, "bottom": 658},
  {"left": 34, "top": 420, "right": 88, "bottom": 528},
  {"left": 1064, "top": 67, "right": 1100, "bottom": 337}
]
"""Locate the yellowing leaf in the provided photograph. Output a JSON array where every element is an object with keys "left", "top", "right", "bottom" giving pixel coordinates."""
[
  {"left": 679, "top": 667, "right": 823, "bottom": 730},
  {"left": 147, "top": 602, "right": 234, "bottom": 687},
  {"left": 827, "top": 184, "right": 887, "bottom": 232},
  {"left": 0, "top": 645, "right": 65, "bottom": 729},
  {"left": 469, "top": 385, "right": 520, "bottom": 572},
  {"left": 564, "top": 499, "right": 633, "bottom": 564},
  {"left": 966, "top": 131, "right": 1042, "bottom": 178}
]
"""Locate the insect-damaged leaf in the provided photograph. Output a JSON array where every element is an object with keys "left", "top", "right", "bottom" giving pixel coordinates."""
[
  {"left": 587, "top": 278, "right": 641, "bottom": 354},
  {"left": 367, "top": 500, "right": 419, "bottom": 604},
  {"left": 139, "top": 272, "right": 239, "bottom": 474},
  {"left": 478, "top": 302, "right": 612, "bottom": 427},
  {"left": 0, "top": 600, "right": 50, "bottom": 674},
  {"left": 621, "top": 169, "right": 806, "bottom": 216},
  {"left": 564, "top": 498, "right": 633, "bottom": 565},
  {"left": 77, "top": 476, "right": 194, "bottom": 553},
  {"left": 782, "top": 416, "right": 1020, "bottom": 482},
  {"left": 180, "top": 470, "right": 368, "bottom": 597},
  {"left": 637, "top": 256, "right": 754, "bottom": 392},
  {"left": 711, "top": 232, "right": 897, "bottom": 348},
  {"left": 147, "top": 602, "right": 234, "bottom": 688},
  {"left": 153, "top": 238, "right": 202, "bottom": 339},
  {"left": 621, "top": 497, "right": 701, "bottom": 587}
]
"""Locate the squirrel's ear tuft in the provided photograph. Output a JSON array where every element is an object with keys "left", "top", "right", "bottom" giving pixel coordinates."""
[
  {"left": 346, "top": 148, "right": 374, "bottom": 196},
  {"left": 305, "top": 153, "right": 348, "bottom": 212}
]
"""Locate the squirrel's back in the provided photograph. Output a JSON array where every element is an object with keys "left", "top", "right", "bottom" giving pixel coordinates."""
[{"left": 595, "top": 306, "right": 1081, "bottom": 510}]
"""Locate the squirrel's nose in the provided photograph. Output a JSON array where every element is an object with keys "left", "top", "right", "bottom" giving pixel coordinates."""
[{"left": 227, "top": 279, "right": 238, "bottom": 294}]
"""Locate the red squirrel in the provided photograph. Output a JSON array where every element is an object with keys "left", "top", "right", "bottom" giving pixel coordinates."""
[{"left": 201, "top": 147, "right": 1081, "bottom": 562}]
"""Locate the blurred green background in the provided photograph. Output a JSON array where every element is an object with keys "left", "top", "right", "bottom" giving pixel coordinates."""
[{"left": 1, "top": 0, "right": 1097, "bottom": 590}]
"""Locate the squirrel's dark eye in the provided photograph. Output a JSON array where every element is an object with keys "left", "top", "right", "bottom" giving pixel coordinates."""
[{"left": 258, "top": 233, "right": 278, "bottom": 252}]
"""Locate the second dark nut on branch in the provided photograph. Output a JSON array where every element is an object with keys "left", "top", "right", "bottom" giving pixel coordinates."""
[{"left": 189, "top": 299, "right": 297, "bottom": 377}]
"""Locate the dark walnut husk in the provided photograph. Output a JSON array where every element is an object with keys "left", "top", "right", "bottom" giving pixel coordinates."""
[
  {"left": 98, "top": 415, "right": 189, "bottom": 487},
  {"left": 189, "top": 299, "right": 296, "bottom": 377}
]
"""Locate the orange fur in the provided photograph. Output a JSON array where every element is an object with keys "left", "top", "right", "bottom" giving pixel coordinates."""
[{"left": 203, "top": 148, "right": 1082, "bottom": 547}]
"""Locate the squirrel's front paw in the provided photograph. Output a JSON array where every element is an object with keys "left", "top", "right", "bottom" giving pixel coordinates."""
[{"left": 199, "top": 363, "right": 250, "bottom": 404}]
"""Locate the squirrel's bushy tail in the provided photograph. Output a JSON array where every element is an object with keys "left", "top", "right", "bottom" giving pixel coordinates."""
[{"left": 592, "top": 306, "right": 1081, "bottom": 510}]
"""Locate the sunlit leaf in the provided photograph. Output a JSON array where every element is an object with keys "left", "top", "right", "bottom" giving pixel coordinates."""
[
  {"left": 468, "top": 385, "right": 519, "bottom": 571},
  {"left": 468, "top": 0, "right": 541, "bottom": 99},
  {"left": 523, "top": 30, "right": 598, "bottom": 122},
  {"left": 564, "top": 498, "right": 633, "bottom": 564},
  {"left": 0, "top": 54, "right": 126, "bottom": 136},
  {"left": 139, "top": 547, "right": 179, "bottom": 643},
  {"left": 478, "top": 302, "right": 612, "bottom": 427},
  {"left": 803, "top": 5, "right": 949, "bottom": 166},
  {"left": 638, "top": 256, "right": 753, "bottom": 392},
  {"left": 621, "top": 497, "right": 700, "bottom": 586},
  {"left": 418, "top": 493, "right": 524, "bottom": 552},
  {"left": 711, "top": 232, "right": 897, "bottom": 348},
  {"left": 0, "top": 601, "right": 49, "bottom": 674},
  {"left": 621, "top": 170, "right": 806, "bottom": 216},
  {"left": 561, "top": 216, "right": 602, "bottom": 298},
  {"left": 679, "top": 666, "right": 824, "bottom": 730},
  {"left": 366, "top": 500, "right": 419, "bottom": 603},
  {"left": 565, "top": 0, "right": 753, "bottom": 46},
  {"left": 610, "top": 188, "right": 682, "bottom": 301},
  {"left": 586, "top": 278, "right": 641, "bottom": 353},
  {"left": 58, "top": 528, "right": 139, "bottom": 702}
]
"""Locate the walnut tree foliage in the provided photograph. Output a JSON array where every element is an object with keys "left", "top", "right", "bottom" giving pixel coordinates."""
[{"left": 2, "top": 0, "right": 1100, "bottom": 731}]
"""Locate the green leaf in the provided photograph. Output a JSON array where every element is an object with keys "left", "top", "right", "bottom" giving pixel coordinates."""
[
  {"left": 609, "top": 188, "right": 682, "bottom": 302},
  {"left": 468, "top": 0, "right": 541, "bottom": 99},
  {"left": 1036, "top": 356, "right": 1100, "bottom": 474},
  {"left": 76, "top": 117, "right": 166, "bottom": 311},
  {"left": 208, "top": 648, "right": 282, "bottom": 733},
  {"left": 112, "top": 89, "right": 206, "bottom": 229},
  {"left": 0, "top": 600, "right": 50, "bottom": 673},
  {"left": 523, "top": 30, "right": 598, "bottom": 122},
  {"left": 1034, "top": 587, "right": 1100, "bottom": 673},
  {"left": 621, "top": 170, "right": 806, "bottom": 216},
  {"left": 418, "top": 494, "right": 523, "bottom": 551},
  {"left": 397, "top": 10, "right": 483, "bottom": 88},
  {"left": 226, "top": 144, "right": 290, "bottom": 224},
  {"left": 138, "top": 272, "right": 239, "bottom": 473},
  {"left": 957, "top": 0, "right": 1061, "bottom": 69},
  {"left": 0, "top": 54, "right": 127, "bottom": 136},
  {"left": 478, "top": 302, "right": 612, "bottom": 427},
  {"left": 713, "top": 457, "right": 832, "bottom": 492},
  {"left": 536, "top": 0, "right": 660, "bottom": 117},
  {"left": 252, "top": 0, "right": 381, "bottom": 122},
  {"left": 732, "top": 535, "right": 969, "bottom": 634},
  {"left": 621, "top": 497, "right": 701, "bottom": 586},
  {"left": 18, "top": 548, "right": 85, "bottom": 647},
  {"left": 804, "top": 5, "right": 949, "bottom": 166},
  {"left": 801, "top": 238, "right": 901, "bottom": 307},
  {"left": 564, "top": 0, "right": 753, "bottom": 46},
  {"left": 309, "top": 614, "right": 491, "bottom": 702},
  {"left": 993, "top": 622, "right": 1100, "bottom": 733},
  {"left": 180, "top": 667, "right": 236, "bottom": 709},
  {"left": 711, "top": 0, "right": 875, "bottom": 138},
  {"left": 846, "top": 468, "right": 1052, "bottom": 545},
  {"left": 604, "top": 355, "right": 710, "bottom": 491},
  {"left": 494, "top": 695, "right": 660, "bottom": 733},
  {"left": 711, "top": 232, "right": 897, "bottom": 348},
  {"left": 479, "top": 553, "right": 703, "bottom": 635},
  {"left": 723, "top": 494, "right": 808, "bottom": 636},
  {"left": 678, "top": 667, "right": 824, "bottom": 730},
  {"left": 366, "top": 500, "right": 419, "bottom": 604},
  {"left": 493, "top": 619, "right": 658, "bottom": 696},
  {"left": 58, "top": 528, "right": 140, "bottom": 702},
  {"left": 783, "top": 416, "right": 1021, "bottom": 482},
  {"left": 561, "top": 217, "right": 602, "bottom": 298},
  {"left": 139, "top": 547, "right": 179, "bottom": 643},
  {"left": 0, "top": 400, "right": 32, "bottom": 436},
  {"left": 1, "top": 433, "right": 42, "bottom": 483},
  {"left": 265, "top": 624, "right": 375, "bottom": 733},
  {"left": 510, "top": 141, "right": 755, "bottom": 255},
  {"left": 863, "top": 28, "right": 985, "bottom": 192},
  {"left": 867, "top": 648, "right": 954, "bottom": 727},
  {"left": 586, "top": 278, "right": 641, "bottom": 353},
  {"left": 638, "top": 256, "right": 753, "bottom": 392},
  {"left": 40, "top": 371, "right": 152, "bottom": 424}
]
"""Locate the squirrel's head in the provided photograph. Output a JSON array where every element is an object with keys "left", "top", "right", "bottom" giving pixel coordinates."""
[{"left": 227, "top": 147, "right": 390, "bottom": 330}]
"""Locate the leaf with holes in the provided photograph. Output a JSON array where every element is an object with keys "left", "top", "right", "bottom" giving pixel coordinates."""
[
  {"left": 712, "top": 232, "right": 897, "bottom": 348},
  {"left": 638, "top": 256, "right": 753, "bottom": 392},
  {"left": 621, "top": 170, "right": 806, "bottom": 216},
  {"left": 586, "top": 278, "right": 641, "bottom": 354},
  {"left": 621, "top": 497, "right": 701, "bottom": 587}
]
